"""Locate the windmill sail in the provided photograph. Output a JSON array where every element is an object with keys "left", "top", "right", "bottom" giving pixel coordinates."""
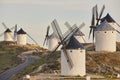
[
  {"left": 89, "top": 5, "right": 105, "bottom": 42},
  {"left": 14, "top": 24, "right": 17, "bottom": 40},
  {"left": 51, "top": 19, "right": 85, "bottom": 69},
  {"left": 2, "top": 22, "right": 8, "bottom": 29},
  {"left": 43, "top": 26, "right": 50, "bottom": 46},
  {"left": 51, "top": 19, "right": 64, "bottom": 41},
  {"left": 27, "top": 34, "right": 38, "bottom": 45},
  {"left": 64, "top": 22, "right": 73, "bottom": 30},
  {"left": 51, "top": 19, "right": 76, "bottom": 68},
  {"left": 64, "top": 22, "right": 85, "bottom": 43}
]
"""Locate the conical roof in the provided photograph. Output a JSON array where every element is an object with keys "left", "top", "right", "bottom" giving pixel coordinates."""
[
  {"left": 74, "top": 30, "right": 85, "bottom": 36},
  {"left": 4, "top": 28, "right": 12, "bottom": 33},
  {"left": 101, "top": 13, "right": 115, "bottom": 23},
  {"left": 65, "top": 36, "right": 84, "bottom": 49},
  {"left": 17, "top": 28, "right": 26, "bottom": 34},
  {"left": 95, "top": 20, "right": 115, "bottom": 31}
]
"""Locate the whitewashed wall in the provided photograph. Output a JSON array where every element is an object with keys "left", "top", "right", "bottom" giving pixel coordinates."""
[
  {"left": 95, "top": 31, "right": 116, "bottom": 52},
  {"left": 48, "top": 37, "right": 58, "bottom": 51},
  {"left": 17, "top": 34, "right": 26, "bottom": 45},
  {"left": 4, "top": 32, "right": 13, "bottom": 41},
  {"left": 61, "top": 49, "right": 86, "bottom": 76}
]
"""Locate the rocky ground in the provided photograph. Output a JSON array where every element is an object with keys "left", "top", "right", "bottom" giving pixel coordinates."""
[{"left": 86, "top": 51, "right": 120, "bottom": 76}]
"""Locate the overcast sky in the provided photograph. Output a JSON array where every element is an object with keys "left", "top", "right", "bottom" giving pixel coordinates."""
[{"left": 0, "top": 0, "right": 120, "bottom": 46}]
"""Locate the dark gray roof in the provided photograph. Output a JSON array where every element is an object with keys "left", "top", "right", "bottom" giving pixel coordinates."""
[
  {"left": 95, "top": 20, "right": 115, "bottom": 31},
  {"left": 17, "top": 28, "right": 26, "bottom": 34},
  {"left": 74, "top": 30, "right": 85, "bottom": 36},
  {"left": 65, "top": 36, "right": 84, "bottom": 49},
  {"left": 101, "top": 13, "right": 115, "bottom": 23},
  {"left": 4, "top": 28, "right": 11, "bottom": 33}
]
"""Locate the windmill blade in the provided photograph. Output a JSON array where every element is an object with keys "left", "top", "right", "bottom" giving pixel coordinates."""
[
  {"left": 116, "top": 29, "right": 120, "bottom": 34},
  {"left": 65, "top": 21, "right": 85, "bottom": 30},
  {"left": 64, "top": 24, "right": 78, "bottom": 42},
  {"left": 2, "top": 23, "right": 15, "bottom": 31},
  {"left": 62, "top": 44, "right": 73, "bottom": 68},
  {"left": 78, "top": 23, "right": 85, "bottom": 30},
  {"left": 115, "top": 22, "right": 120, "bottom": 28},
  {"left": 64, "top": 22, "right": 85, "bottom": 36},
  {"left": 2, "top": 22, "right": 8, "bottom": 29},
  {"left": 43, "top": 26, "right": 50, "bottom": 46},
  {"left": 14, "top": 24, "right": 17, "bottom": 40},
  {"left": 89, "top": 28, "right": 93, "bottom": 39},
  {"left": 92, "top": 28, "right": 95, "bottom": 43},
  {"left": 64, "top": 24, "right": 83, "bottom": 42},
  {"left": 63, "top": 24, "right": 77, "bottom": 42},
  {"left": 51, "top": 24, "right": 78, "bottom": 53},
  {"left": 9, "top": 26, "right": 15, "bottom": 30},
  {"left": 64, "top": 22, "right": 73, "bottom": 30},
  {"left": 74, "top": 23, "right": 85, "bottom": 36},
  {"left": 96, "top": 5, "right": 105, "bottom": 26},
  {"left": 89, "top": 7, "right": 95, "bottom": 39},
  {"left": 81, "top": 36, "right": 86, "bottom": 43},
  {"left": 46, "top": 26, "right": 50, "bottom": 37},
  {"left": 113, "top": 27, "right": 120, "bottom": 34},
  {"left": 27, "top": 34, "right": 39, "bottom": 45},
  {"left": 51, "top": 19, "right": 64, "bottom": 41},
  {"left": 43, "top": 37, "right": 47, "bottom": 46},
  {"left": 95, "top": 4, "right": 98, "bottom": 20},
  {"left": 99, "top": 5, "right": 105, "bottom": 19},
  {"left": 46, "top": 38, "right": 49, "bottom": 46},
  {"left": 91, "top": 7, "right": 95, "bottom": 26}
]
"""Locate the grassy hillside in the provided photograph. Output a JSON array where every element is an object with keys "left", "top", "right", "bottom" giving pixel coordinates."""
[
  {"left": 0, "top": 41, "right": 27, "bottom": 73},
  {"left": 9, "top": 42, "right": 120, "bottom": 79},
  {"left": 0, "top": 41, "right": 42, "bottom": 74},
  {"left": 11, "top": 51, "right": 60, "bottom": 80},
  {"left": 86, "top": 51, "right": 120, "bottom": 76},
  {"left": 12, "top": 51, "right": 120, "bottom": 79}
]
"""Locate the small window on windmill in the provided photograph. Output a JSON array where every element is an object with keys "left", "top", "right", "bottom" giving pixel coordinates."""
[
  {"left": 70, "top": 50, "right": 72, "bottom": 53},
  {"left": 104, "top": 31, "right": 107, "bottom": 33},
  {"left": 78, "top": 48, "right": 82, "bottom": 52},
  {"left": 80, "top": 50, "right": 83, "bottom": 53},
  {"left": 112, "top": 31, "right": 113, "bottom": 33}
]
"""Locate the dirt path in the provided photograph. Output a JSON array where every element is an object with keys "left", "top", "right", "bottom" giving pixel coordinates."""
[{"left": 0, "top": 50, "right": 40, "bottom": 80}]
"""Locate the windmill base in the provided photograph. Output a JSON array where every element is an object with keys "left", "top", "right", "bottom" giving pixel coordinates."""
[{"left": 61, "top": 49, "right": 86, "bottom": 76}]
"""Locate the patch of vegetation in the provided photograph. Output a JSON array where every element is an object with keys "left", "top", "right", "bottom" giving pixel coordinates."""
[
  {"left": 0, "top": 41, "right": 29, "bottom": 74},
  {"left": 86, "top": 51, "right": 120, "bottom": 76},
  {"left": 11, "top": 51, "right": 60, "bottom": 80},
  {"left": 10, "top": 42, "right": 120, "bottom": 80}
]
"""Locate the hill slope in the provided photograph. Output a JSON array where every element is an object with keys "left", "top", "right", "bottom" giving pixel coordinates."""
[{"left": 11, "top": 42, "right": 120, "bottom": 79}]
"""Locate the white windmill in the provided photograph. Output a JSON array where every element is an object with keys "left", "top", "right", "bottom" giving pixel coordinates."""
[
  {"left": 95, "top": 20, "right": 116, "bottom": 52},
  {"left": 43, "top": 26, "right": 59, "bottom": 51},
  {"left": 64, "top": 22, "right": 86, "bottom": 43},
  {"left": 89, "top": 5, "right": 120, "bottom": 52},
  {"left": 1, "top": 23, "right": 17, "bottom": 42},
  {"left": 4, "top": 28, "right": 13, "bottom": 41},
  {"left": 17, "top": 28, "right": 27, "bottom": 45},
  {"left": 17, "top": 28, "right": 38, "bottom": 45},
  {"left": 51, "top": 19, "right": 86, "bottom": 76}
]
